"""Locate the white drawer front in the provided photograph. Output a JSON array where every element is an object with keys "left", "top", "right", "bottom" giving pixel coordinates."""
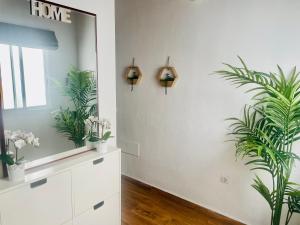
[
  {"left": 0, "top": 172, "right": 72, "bottom": 225},
  {"left": 74, "top": 194, "right": 120, "bottom": 225},
  {"left": 72, "top": 151, "right": 120, "bottom": 216}
]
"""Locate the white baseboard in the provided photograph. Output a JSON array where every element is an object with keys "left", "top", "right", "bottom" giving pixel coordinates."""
[{"left": 122, "top": 172, "right": 249, "bottom": 225}]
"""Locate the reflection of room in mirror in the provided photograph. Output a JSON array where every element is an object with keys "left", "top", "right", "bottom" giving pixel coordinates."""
[
  {"left": 0, "top": 0, "right": 97, "bottom": 162},
  {"left": 0, "top": 45, "right": 46, "bottom": 109}
]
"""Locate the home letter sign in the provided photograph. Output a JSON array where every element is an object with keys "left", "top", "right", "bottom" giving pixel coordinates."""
[{"left": 30, "top": 0, "right": 72, "bottom": 24}]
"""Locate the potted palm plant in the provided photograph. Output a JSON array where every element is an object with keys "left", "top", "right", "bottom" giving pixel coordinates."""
[
  {"left": 1, "top": 130, "right": 39, "bottom": 182},
  {"left": 216, "top": 57, "right": 300, "bottom": 225},
  {"left": 53, "top": 68, "right": 97, "bottom": 148}
]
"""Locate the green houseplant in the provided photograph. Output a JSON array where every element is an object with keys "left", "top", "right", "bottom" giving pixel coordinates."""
[
  {"left": 1, "top": 130, "right": 39, "bottom": 181},
  {"left": 53, "top": 68, "right": 97, "bottom": 147},
  {"left": 216, "top": 57, "right": 300, "bottom": 225},
  {"left": 83, "top": 116, "right": 113, "bottom": 152}
]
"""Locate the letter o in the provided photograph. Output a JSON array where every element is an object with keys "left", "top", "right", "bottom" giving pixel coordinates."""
[{"left": 42, "top": 3, "right": 53, "bottom": 19}]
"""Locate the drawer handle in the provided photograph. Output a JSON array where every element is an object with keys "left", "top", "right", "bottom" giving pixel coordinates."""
[
  {"left": 30, "top": 178, "right": 47, "bottom": 189},
  {"left": 93, "top": 158, "right": 104, "bottom": 165},
  {"left": 93, "top": 201, "right": 104, "bottom": 210}
]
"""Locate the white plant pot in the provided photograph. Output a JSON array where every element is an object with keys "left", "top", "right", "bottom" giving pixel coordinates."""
[
  {"left": 98, "top": 141, "right": 108, "bottom": 153},
  {"left": 7, "top": 163, "right": 25, "bottom": 182},
  {"left": 86, "top": 140, "right": 99, "bottom": 150}
]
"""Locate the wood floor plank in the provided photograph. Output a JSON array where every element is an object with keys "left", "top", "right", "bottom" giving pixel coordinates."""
[{"left": 122, "top": 176, "right": 245, "bottom": 225}]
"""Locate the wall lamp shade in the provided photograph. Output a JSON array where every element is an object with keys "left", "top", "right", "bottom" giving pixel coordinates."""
[{"left": 0, "top": 22, "right": 58, "bottom": 50}]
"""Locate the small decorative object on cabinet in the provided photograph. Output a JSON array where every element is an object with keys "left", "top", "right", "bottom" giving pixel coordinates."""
[
  {"left": 98, "top": 118, "right": 113, "bottom": 153},
  {"left": 157, "top": 56, "right": 178, "bottom": 95},
  {"left": 1, "top": 130, "right": 39, "bottom": 182},
  {"left": 84, "top": 116, "right": 101, "bottom": 149},
  {"left": 124, "top": 58, "right": 142, "bottom": 91},
  {"left": 84, "top": 117, "right": 113, "bottom": 153}
]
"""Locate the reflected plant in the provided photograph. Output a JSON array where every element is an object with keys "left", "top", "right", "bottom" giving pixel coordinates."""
[
  {"left": 83, "top": 116, "right": 113, "bottom": 143},
  {"left": 83, "top": 116, "right": 100, "bottom": 142},
  {"left": 216, "top": 57, "right": 300, "bottom": 225},
  {"left": 53, "top": 68, "right": 97, "bottom": 147},
  {"left": 1, "top": 130, "right": 39, "bottom": 165}
]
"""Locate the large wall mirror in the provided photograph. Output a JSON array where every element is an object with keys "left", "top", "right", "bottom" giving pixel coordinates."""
[{"left": 0, "top": 0, "right": 98, "bottom": 175}]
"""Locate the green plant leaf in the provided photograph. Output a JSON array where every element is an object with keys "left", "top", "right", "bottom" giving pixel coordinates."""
[
  {"left": 53, "top": 68, "right": 97, "bottom": 147},
  {"left": 0, "top": 154, "right": 15, "bottom": 165},
  {"left": 252, "top": 176, "right": 273, "bottom": 209},
  {"left": 100, "top": 131, "right": 113, "bottom": 141},
  {"left": 216, "top": 57, "right": 300, "bottom": 224}
]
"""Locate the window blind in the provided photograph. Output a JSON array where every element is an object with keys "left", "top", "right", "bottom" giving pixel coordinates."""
[{"left": 0, "top": 22, "right": 58, "bottom": 50}]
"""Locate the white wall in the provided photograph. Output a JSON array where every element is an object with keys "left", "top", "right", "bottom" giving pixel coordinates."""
[{"left": 116, "top": 0, "right": 300, "bottom": 224}]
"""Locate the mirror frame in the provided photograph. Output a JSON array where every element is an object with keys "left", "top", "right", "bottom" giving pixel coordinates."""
[{"left": 0, "top": 0, "right": 99, "bottom": 177}]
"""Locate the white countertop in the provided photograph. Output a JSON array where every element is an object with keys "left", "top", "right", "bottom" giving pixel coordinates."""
[{"left": 0, "top": 147, "right": 120, "bottom": 195}]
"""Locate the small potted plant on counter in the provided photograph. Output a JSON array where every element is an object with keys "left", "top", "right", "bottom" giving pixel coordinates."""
[
  {"left": 84, "top": 116, "right": 113, "bottom": 153},
  {"left": 84, "top": 116, "right": 101, "bottom": 149},
  {"left": 1, "top": 130, "right": 39, "bottom": 182},
  {"left": 98, "top": 118, "right": 113, "bottom": 153}
]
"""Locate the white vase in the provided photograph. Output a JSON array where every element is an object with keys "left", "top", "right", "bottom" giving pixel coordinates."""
[
  {"left": 98, "top": 141, "right": 108, "bottom": 153},
  {"left": 7, "top": 163, "right": 25, "bottom": 182},
  {"left": 86, "top": 140, "right": 99, "bottom": 150}
]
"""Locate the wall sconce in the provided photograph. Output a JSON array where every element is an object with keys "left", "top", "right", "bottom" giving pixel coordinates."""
[
  {"left": 156, "top": 56, "right": 178, "bottom": 95},
  {"left": 124, "top": 58, "right": 142, "bottom": 92}
]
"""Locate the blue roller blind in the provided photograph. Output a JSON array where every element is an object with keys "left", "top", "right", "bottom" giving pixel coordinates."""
[{"left": 0, "top": 22, "right": 58, "bottom": 50}]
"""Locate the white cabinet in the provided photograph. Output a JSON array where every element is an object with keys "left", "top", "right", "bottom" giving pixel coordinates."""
[
  {"left": 73, "top": 194, "right": 120, "bottom": 225},
  {"left": 62, "top": 222, "right": 73, "bottom": 225},
  {"left": 0, "top": 148, "right": 121, "bottom": 225},
  {"left": 0, "top": 172, "right": 72, "bottom": 225},
  {"left": 72, "top": 151, "right": 120, "bottom": 216}
]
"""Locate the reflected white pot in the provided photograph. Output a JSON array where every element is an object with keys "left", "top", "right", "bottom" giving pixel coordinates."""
[
  {"left": 86, "top": 140, "right": 99, "bottom": 150},
  {"left": 98, "top": 141, "right": 108, "bottom": 153},
  {"left": 7, "top": 163, "right": 25, "bottom": 182}
]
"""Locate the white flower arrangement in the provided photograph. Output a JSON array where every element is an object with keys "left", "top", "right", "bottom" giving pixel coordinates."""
[
  {"left": 3, "top": 130, "right": 40, "bottom": 165},
  {"left": 83, "top": 116, "right": 113, "bottom": 143},
  {"left": 98, "top": 118, "right": 111, "bottom": 137}
]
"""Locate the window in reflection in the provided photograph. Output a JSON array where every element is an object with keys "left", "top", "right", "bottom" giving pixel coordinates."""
[
  {"left": 22, "top": 47, "right": 46, "bottom": 107},
  {"left": 0, "top": 44, "right": 46, "bottom": 109},
  {"left": 12, "top": 46, "right": 23, "bottom": 108},
  {"left": 0, "top": 44, "right": 14, "bottom": 109}
]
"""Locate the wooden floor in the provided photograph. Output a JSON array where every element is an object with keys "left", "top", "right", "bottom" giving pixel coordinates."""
[{"left": 122, "top": 176, "right": 244, "bottom": 225}]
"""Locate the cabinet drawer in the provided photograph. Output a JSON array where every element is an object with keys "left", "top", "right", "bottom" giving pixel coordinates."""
[
  {"left": 0, "top": 172, "right": 72, "bottom": 225},
  {"left": 72, "top": 151, "right": 120, "bottom": 216},
  {"left": 73, "top": 194, "right": 120, "bottom": 225}
]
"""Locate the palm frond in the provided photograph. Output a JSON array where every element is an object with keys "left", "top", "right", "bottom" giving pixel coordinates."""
[
  {"left": 216, "top": 57, "right": 300, "bottom": 225},
  {"left": 252, "top": 175, "right": 274, "bottom": 209},
  {"left": 53, "top": 68, "right": 97, "bottom": 147}
]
